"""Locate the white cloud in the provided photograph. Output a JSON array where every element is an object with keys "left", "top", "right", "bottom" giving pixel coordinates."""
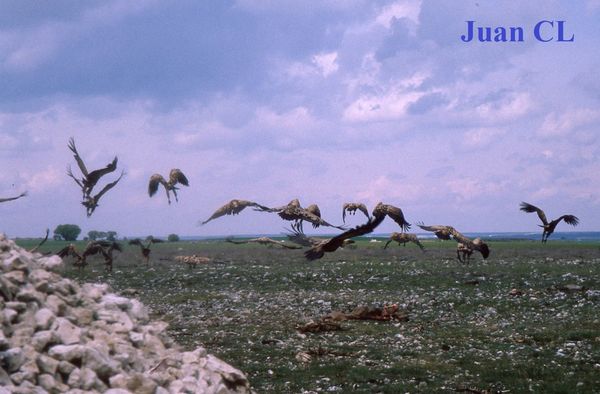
[
  {"left": 22, "top": 166, "right": 63, "bottom": 192},
  {"left": 462, "top": 127, "right": 506, "bottom": 149},
  {"left": 538, "top": 108, "right": 600, "bottom": 137},
  {"left": 375, "top": 0, "right": 421, "bottom": 31},
  {"left": 312, "top": 52, "right": 339, "bottom": 77}
]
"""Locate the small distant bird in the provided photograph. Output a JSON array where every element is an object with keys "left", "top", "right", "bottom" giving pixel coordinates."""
[
  {"left": 372, "top": 202, "right": 411, "bottom": 231},
  {"left": 519, "top": 202, "right": 579, "bottom": 243},
  {"left": 200, "top": 199, "right": 271, "bottom": 225},
  {"left": 383, "top": 232, "right": 425, "bottom": 251},
  {"left": 148, "top": 169, "right": 189, "bottom": 204},
  {"left": 342, "top": 202, "right": 370, "bottom": 223},
  {"left": 67, "top": 137, "right": 118, "bottom": 198},
  {"left": 305, "top": 214, "right": 386, "bottom": 260},
  {"left": 81, "top": 171, "right": 125, "bottom": 217},
  {"left": 129, "top": 238, "right": 163, "bottom": 263},
  {"left": 416, "top": 223, "right": 452, "bottom": 240},
  {"left": 418, "top": 224, "right": 489, "bottom": 264},
  {"left": 226, "top": 236, "right": 302, "bottom": 249},
  {"left": 0, "top": 191, "right": 27, "bottom": 203}
]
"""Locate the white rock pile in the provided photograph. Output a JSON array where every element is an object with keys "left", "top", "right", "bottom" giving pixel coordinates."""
[{"left": 0, "top": 234, "right": 252, "bottom": 393}]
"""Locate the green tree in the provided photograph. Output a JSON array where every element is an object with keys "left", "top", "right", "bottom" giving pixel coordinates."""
[
  {"left": 167, "top": 233, "right": 180, "bottom": 242},
  {"left": 54, "top": 224, "right": 81, "bottom": 241},
  {"left": 106, "top": 231, "right": 117, "bottom": 241}
]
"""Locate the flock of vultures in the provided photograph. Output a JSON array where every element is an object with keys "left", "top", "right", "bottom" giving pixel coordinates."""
[{"left": 2, "top": 138, "right": 581, "bottom": 270}]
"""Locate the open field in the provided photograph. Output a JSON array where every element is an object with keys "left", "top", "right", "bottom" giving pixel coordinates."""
[{"left": 16, "top": 237, "right": 600, "bottom": 393}]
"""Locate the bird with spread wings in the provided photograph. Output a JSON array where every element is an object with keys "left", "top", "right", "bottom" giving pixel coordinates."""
[
  {"left": 0, "top": 191, "right": 27, "bottom": 203},
  {"left": 520, "top": 202, "right": 579, "bottom": 243},
  {"left": 342, "top": 202, "right": 370, "bottom": 223},
  {"left": 226, "top": 236, "right": 301, "bottom": 249},
  {"left": 148, "top": 169, "right": 189, "bottom": 204},
  {"left": 129, "top": 238, "right": 163, "bottom": 263},
  {"left": 200, "top": 199, "right": 272, "bottom": 225},
  {"left": 383, "top": 232, "right": 425, "bottom": 251},
  {"left": 418, "top": 224, "right": 490, "bottom": 263},
  {"left": 81, "top": 171, "right": 125, "bottom": 217}
]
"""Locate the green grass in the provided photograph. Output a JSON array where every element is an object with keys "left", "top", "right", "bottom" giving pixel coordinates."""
[{"left": 17, "top": 238, "right": 600, "bottom": 393}]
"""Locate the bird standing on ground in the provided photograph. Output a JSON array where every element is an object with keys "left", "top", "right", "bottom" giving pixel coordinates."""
[
  {"left": 148, "top": 169, "right": 189, "bottom": 204},
  {"left": 519, "top": 202, "right": 579, "bottom": 243}
]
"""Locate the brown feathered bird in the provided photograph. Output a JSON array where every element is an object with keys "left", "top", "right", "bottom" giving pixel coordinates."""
[
  {"left": 342, "top": 202, "right": 370, "bottom": 223},
  {"left": 56, "top": 244, "right": 84, "bottom": 268},
  {"left": 383, "top": 232, "right": 425, "bottom": 251},
  {"left": 129, "top": 238, "right": 163, "bottom": 263},
  {"left": 372, "top": 202, "right": 411, "bottom": 231},
  {"left": 67, "top": 137, "right": 118, "bottom": 198},
  {"left": 0, "top": 191, "right": 27, "bottom": 203},
  {"left": 418, "top": 224, "right": 489, "bottom": 263},
  {"left": 255, "top": 198, "right": 301, "bottom": 213},
  {"left": 81, "top": 171, "right": 125, "bottom": 217},
  {"left": 304, "top": 214, "right": 386, "bottom": 260},
  {"left": 416, "top": 223, "right": 452, "bottom": 240},
  {"left": 148, "top": 169, "right": 189, "bottom": 204},
  {"left": 519, "top": 202, "right": 579, "bottom": 243},
  {"left": 200, "top": 199, "right": 271, "bottom": 225},
  {"left": 225, "top": 236, "right": 301, "bottom": 249}
]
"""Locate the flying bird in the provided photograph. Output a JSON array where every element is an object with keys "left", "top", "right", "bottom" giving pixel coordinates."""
[
  {"left": 372, "top": 202, "right": 411, "bottom": 232},
  {"left": 129, "top": 238, "right": 163, "bottom": 263},
  {"left": 67, "top": 137, "right": 118, "bottom": 198},
  {"left": 383, "top": 232, "right": 425, "bottom": 251},
  {"left": 200, "top": 199, "right": 271, "bottom": 225},
  {"left": 305, "top": 214, "right": 386, "bottom": 260},
  {"left": 81, "top": 171, "right": 125, "bottom": 217},
  {"left": 342, "top": 202, "right": 370, "bottom": 223},
  {"left": 278, "top": 204, "right": 345, "bottom": 233},
  {"left": 0, "top": 191, "right": 27, "bottom": 204},
  {"left": 148, "top": 169, "right": 189, "bottom": 204},
  {"left": 255, "top": 198, "right": 301, "bottom": 213},
  {"left": 226, "top": 236, "right": 302, "bottom": 249},
  {"left": 418, "top": 224, "right": 490, "bottom": 263},
  {"left": 416, "top": 223, "right": 452, "bottom": 240},
  {"left": 519, "top": 202, "right": 579, "bottom": 243}
]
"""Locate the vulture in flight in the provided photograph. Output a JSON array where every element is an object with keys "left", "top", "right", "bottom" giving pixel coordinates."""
[
  {"left": 200, "top": 199, "right": 271, "bottom": 225},
  {"left": 0, "top": 191, "right": 27, "bottom": 204},
  {"left": 129, "top": 238, "right": 163, "bottom": 263},
  {"left": 225, "top": 236, "right": 301, "bottom": 249},
  {"left": 372, "top": 202, "right": 411, "bottom": 232},
  {"left": 56, "top": 240, "right": 122, "bottom": 271},
  {"left": 416, "top": 223, "right": 452, "bottom": 240},
  {"left": 383, "top": 232, "right": 425, "bottom": 251},
  {"left": 148, "top": 169, "right": 189, "bottom": 204},
  {"left": 81, "top": 171, "right": 125, "bottom": 217},
  {"left": 67, "top": 137, "right": 118, "bottom": 198},
  {"left": 278, "top": 204, "right": 345, "bottom": 233},
  {"left": 520, "top": 202, "right": 579, "bottom": 243},
  {"left": 342, "top": 202, "right": 370, "bottom": 223},
  {"left": 418, "top": 224, "right": 490, "bottom": 263}
]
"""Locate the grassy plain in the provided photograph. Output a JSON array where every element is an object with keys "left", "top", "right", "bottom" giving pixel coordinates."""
[{"left": 17, "top": 237, "right": 600, "bottom": 393}]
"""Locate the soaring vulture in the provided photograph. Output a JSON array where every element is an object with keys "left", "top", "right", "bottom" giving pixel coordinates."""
[
  {"left": 418, "top": 224, "right": 490, "bottom": 263},
  {"left": 416, "top": 223, "right": 452, "bottom": 240},
  {"left": 372, "top": 202, "right": 411, "bottom": 232},
  {"left": 277, "top": 204, "right": 345, "bottom": 233},
  {"left": 0, "top": 191, "right": 27, "bottom": 204},
  {"left": 129, "top": 238, "right": 163, "bottom": 263},
  {"left": 148, "top": 169, "right": 189, "bottom": 204},
  {"left": 200, "top": 199, "right": 271, "bottom": 225},
  {"left": 519, "top": 202, "right": 579, "bottom": 243},
  {"left": 383, "top": 232, "right": 425, "bottom": 251},
  {"left": 67, "top": 137, "right": 118, "bottom": 198},
  {"left": 342, "top": 202, "right": 370, "bottom": 223},
  {"left": 81, "top": 171, "right": 125, "bottom": 217},
  {"left": 225, "top": 237, "right": 301, "bottom": 249}
]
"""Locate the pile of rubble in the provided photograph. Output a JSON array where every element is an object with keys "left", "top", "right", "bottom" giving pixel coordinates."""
[{"left": 0, "top": 234, "right": 252, "bottom": 393}]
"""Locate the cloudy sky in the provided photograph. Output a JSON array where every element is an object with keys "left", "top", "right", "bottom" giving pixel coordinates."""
[{"left": 1, "top": 0, "right": 599, "bottom": 238}]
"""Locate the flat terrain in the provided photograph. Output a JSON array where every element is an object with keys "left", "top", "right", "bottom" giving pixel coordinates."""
[{"left": 18, "top": 237, "right": 600, "bottom": 393}]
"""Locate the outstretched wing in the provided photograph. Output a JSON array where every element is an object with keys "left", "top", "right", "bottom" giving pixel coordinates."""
[
  {"left": 82, "top": 242, "right": 107, "bottom": 259},
  {"left": 28, "top": 228, "right": 50, "bottom": 253},
  {"left": 201, "top": 199, "right": 270, "bottom": 225},
  {"left": 304, "top": 214, "right": 385, "bottom": 260},
  {"left": 448, "top": 227, "right": 471, "bottom": 245},
  {"left": 357, "top": 203, "right": 370, "bottom": 219},
  {"left": 148, "top": 174, "right": 168, "bottom": 197},
  {"left": 93, "top": 171, "right": 124, "bottom": 201},
  {"left": 68, "top": 137, "right": 89, "bottom": 177},
  {"left": 285, "top": 227, "right": 321, "bottom": 247},
  {"left": 520, "top": 202, "right": 548, "bottom": 225},
  {"left": 379, "top": 204, "right": 411, "bottom": 231},
  {"left": 86, "top": 156, "right": 118, "bottom": 186},
  {"left": 67, "top": 165, "right": 85, "bottom": 190},
  {"left": 558, "top": 215, "right": 579, "bottom": 227},
  {"left": 0, "top": 191, "right": 28, "bottom": 203},
  {"left": 169, "top": 168, "right": 189, "bottom": 187}
]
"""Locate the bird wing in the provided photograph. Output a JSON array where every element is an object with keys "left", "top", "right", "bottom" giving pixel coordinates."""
[
  {"left": 128, "top": 239, "right": 143, "bottom": 249},
  {"left": 306, "top": 204, "right": 321, "bottom": 218},
  {"left": 148, "top": 174, "right": 168, "bottom": 197},
  {"left": 92, "top": 171, "right": 124, "bottom": 201},
  {"left": 357, "top": 203, "right": 370, "bottom": 219},
  {"left": 82, "top": 242, "right": 107, "bottom": 259},
  {"left": 0, "top": 191, "right": 28, "bottom": 203},
  {"left": 169, "top": 168, "right": 189, "bottom": 186},
  {"left": 448, "top": 227, "right": 471, "bottom": 245},
  {"left": 86, "top": 157, "right": 118, "bottom": 186},
  {"left": 285, "top": 227, "right": 320, "bottom": 247},
  {"left": 557, "top": 215, "right": 579, "bottom": 227},
  {"left": 66, "top": 166, "right": 85, "bottom": 190},
  {"left": 68, "top": 137, "right": 89, "bottom": 177},
  {"left": 296, "top": 208, "right": 344, "bottom": 230},
  {"left": 304, "top": 214, "right": 385, "bottom": 260},
  {"left": 519, "top": 202, "right": 548, "bottom": 225},
  {"left": 380, "top": 204, "right": 411, "bottom": 231}
]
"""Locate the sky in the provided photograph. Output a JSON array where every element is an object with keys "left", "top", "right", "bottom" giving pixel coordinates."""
[{"left": 1, "top": 0, "right": 599, "bottom": 238}]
